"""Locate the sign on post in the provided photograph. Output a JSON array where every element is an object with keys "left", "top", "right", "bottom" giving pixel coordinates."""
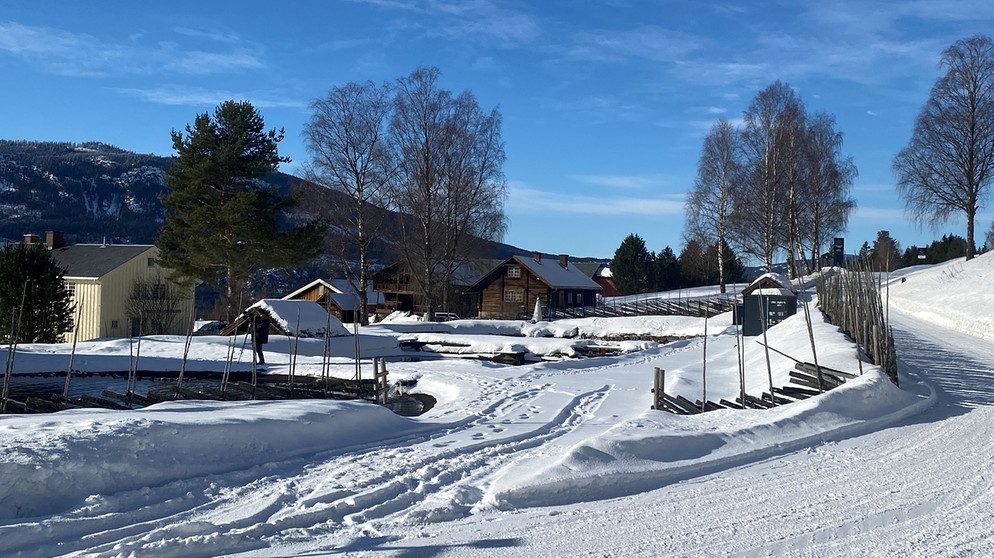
[{"left": 833, "top": 237, "right": 845, "bottom": 267}]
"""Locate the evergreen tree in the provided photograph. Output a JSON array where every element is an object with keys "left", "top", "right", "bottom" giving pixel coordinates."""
[
  {"left": 678, "top": 239, "right": 709, "bottom": 288},
  {"left": 611, "top": 233, "right": 654, "bottom": 295},
  {"left": 0, "top": 242, "right": 73, "bottom": 343},
  {"left": 157, "top": 101, "right": 324, "bottom": 321},
  {"left": 870, "top": 230, "right": 903, "bottom": 272},
  {"left": 857, "top": 241, "right": 871, "bottom": 264},
  {"left": 927, "top": 234, "right": 969, "bottom": 263},
  {"left": 901, "top": 245, "right": 923, "bottom": 267},
  {"left": 653, "top": 246, "right": 681, "bottom": 292}
]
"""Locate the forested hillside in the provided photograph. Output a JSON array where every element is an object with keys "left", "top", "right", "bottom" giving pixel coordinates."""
[{"left": 0, "top": 141, "right": 172, "bottom": 244}]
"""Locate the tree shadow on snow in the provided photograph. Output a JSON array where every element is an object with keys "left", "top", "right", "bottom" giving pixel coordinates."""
[{"left": 889, "top": 324, "right": 994, "bottom": 426}]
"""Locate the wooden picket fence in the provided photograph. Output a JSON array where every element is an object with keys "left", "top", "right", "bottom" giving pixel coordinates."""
[{"left": 816, "top": 265, "right": 898, "bottom": 385}]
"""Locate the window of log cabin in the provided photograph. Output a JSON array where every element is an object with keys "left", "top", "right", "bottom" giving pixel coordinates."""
[
  {"left": 507, "top": 265, "right": 521, "bottom": 279},
  {"left": 504, "top": 289, "right": 523, "bottom": 302},
  {"left": 399, "top": 273, "right": 411, "bottom": 285}
]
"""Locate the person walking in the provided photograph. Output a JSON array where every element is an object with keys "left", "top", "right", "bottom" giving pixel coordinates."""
[{"left": 253, "top": 314, "right": 271, "bottom": 365}]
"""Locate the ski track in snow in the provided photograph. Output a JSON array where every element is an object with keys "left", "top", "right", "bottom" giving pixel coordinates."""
[{"left": 3, "top": 379, "right": 615, "bottom": 557}]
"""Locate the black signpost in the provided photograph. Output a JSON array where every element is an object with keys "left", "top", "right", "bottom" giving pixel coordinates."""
[{"left": 833, "top": 237, "right": 845, "bottom": 267}]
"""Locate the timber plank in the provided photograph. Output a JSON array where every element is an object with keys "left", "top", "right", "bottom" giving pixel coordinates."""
[
  {"left": 719, "top": 398, "right": 745, "bottom": 409},
  {"left": 795, "top": 362, "right": 857, "bottom": 379},
  {"left": 675, "top": 394, "right": 704, "bottom": 414}
]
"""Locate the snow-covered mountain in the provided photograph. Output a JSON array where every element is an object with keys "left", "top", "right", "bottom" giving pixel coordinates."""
[{"left": 0, "top": 140, "right": 171, "bottom": 244}]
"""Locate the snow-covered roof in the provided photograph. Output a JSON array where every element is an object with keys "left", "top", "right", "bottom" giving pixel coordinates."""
[
  {"left": 247, "top": 299, "right": 351, "bottom": 337},
  {"left": 742, "top": 272, "right": 796, "bottom": 296},
  {"left": 511, "top": 254, "right": 602, "bottom": 290},
  {"left": 748, "top": 287, "right": 795, "bottom": 297}
]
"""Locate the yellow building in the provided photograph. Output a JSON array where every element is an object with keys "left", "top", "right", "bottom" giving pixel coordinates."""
[{"left": 47, "top": 236, "right": 195, "bottom": 342}]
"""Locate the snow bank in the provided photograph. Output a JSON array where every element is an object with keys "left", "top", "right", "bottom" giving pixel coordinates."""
[
  {"left": 887, "top": 252, "right": 994, "bottom": 340},
  {"left": 0, "top": 399, "right": 429, "bottom": 520},
  {"left": 490, "top": 368, "right": 930, "bottom": 509}
]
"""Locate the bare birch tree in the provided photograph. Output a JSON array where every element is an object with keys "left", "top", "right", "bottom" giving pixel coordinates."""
[
  {"left": 437, "top": 90, "right": 507, "bottom": 310},
  {"left": 893, "top": 34, "right": 994, "bottom": 260},
  {"left": 388, "top": 66, "right": 507, "bottom": 318},
  {"left": 733, "top": 81, "right": 806, "bottom": 271},
  {"left": 304, "top": 80, "right": 395, "bottom": 325},
  {"left": 685, "top": 119, "right": 742, "bottom": 293},
  {"left": 800, "top": 112, "right": 857, "bottom": 268}
]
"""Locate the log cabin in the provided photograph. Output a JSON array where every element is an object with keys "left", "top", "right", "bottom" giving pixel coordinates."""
[{"left": 466, "top": 253, "right": 602, "bottom": 319}]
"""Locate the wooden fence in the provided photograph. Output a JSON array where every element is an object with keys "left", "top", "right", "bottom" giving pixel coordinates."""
[
  {"left": 816, "top": 266, "right": 898, "bottom": 385},
  {"left": 550, "top": 294, "right": 739, "bottom": 320},
  {"left": 651, "top": 362, "right": 857, "bottom": 414}
]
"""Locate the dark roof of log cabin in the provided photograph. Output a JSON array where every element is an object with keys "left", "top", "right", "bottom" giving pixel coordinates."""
[
  {"left": 372, "top": 259, "right": 503, "bottom": 288},
  {"left": 467, "top": 254, "right": 602, "bottom": 292},
  {"left": 50, "top": 244, "right": 156, "bottom": 279}
]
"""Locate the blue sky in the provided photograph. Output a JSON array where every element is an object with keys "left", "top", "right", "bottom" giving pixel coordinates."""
[{"left": 2, "top": 1, "right": 994, "bottom": 260}]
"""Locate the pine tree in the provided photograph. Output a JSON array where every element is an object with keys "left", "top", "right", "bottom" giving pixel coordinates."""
[
  {"left": 0, "top": 243, "right": 73, "bottom": 343},
  {"left": 611, "top": 234, "right": 653, "bottom": 295},
  {"left": 157, "top": 101, "right": 324, "bottom": 321},
  {"left": 704, "top": 241, "right": 745, "bottom": 285},
  {"left": 678, "top": 239, "right": 709, "bottom": 288},
  {"left": 653, "top": 246, "right": 681, "bottom": 292},
  {"left": 870, "top": 230, "right": 903, "bottom": 272}
]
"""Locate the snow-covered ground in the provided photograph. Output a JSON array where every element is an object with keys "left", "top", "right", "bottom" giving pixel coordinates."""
[{"left": 2, "top": 254, "right": 993, "bottom": 557}]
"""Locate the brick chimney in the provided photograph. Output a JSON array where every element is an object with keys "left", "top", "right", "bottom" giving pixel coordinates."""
[
  {"left": 45, "top": 230, "right": 65, "bottom": 249},
  {"left": 533, "top": 252, "right": 542, "bottom": 263},
  {"left": 559, "top": 254, "right": 569, "bottom": 268},
  {"left": 23, "top": 233, "right": 39, "bottom": 245}
]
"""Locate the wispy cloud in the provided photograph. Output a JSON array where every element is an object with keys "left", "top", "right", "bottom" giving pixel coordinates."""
[
  {"left": 349, "top": 0, "right": 540, "bottom": 46},
  {"left": 115, "top": 85, "right": 305, "bottom": 109},
  {"left": 563, "top": 26, "right": 704, "bottom": 63},
  {"left": 162, "top": 50, "right": 265, "bottom": 74},
  {"left": 0, "top": 21, "right": 124, "bottom": 76},
  {"left": 508, "top": 182, "right": 685, "bottom": 216},
  {"left": 569, "top": 174, "right": 662, "bottom": 190},
  {"left": 0, "top": 21, "right": 265, "bottom": 77},
  {"left": 171, "top": 26, "right": 241, "bottom": 44}
]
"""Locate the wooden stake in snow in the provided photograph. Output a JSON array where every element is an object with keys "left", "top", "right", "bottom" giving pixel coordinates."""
[
  {"left": 652, "top": 367, "right": 665, "bottom": 410},
  {"left": 63, "top": 295, "right": 84, "bottom": 399},
  {"left": 176, "top": 324, "right": 194, "bottom": 390},
  {"left": 701, "top": 307, "right": 709, "bottom": 412},
  {"left": 758, "top": 292, "right": 775, "bottom": 405}
]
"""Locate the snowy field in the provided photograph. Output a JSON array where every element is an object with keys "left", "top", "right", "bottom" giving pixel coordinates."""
[{"left": 2, "top": 254, "right": 994, "bottom": 557}]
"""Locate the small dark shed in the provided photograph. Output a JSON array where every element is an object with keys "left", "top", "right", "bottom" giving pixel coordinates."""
[{"left": 740, "top": 273, "right": 798, "bottom": 337}]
